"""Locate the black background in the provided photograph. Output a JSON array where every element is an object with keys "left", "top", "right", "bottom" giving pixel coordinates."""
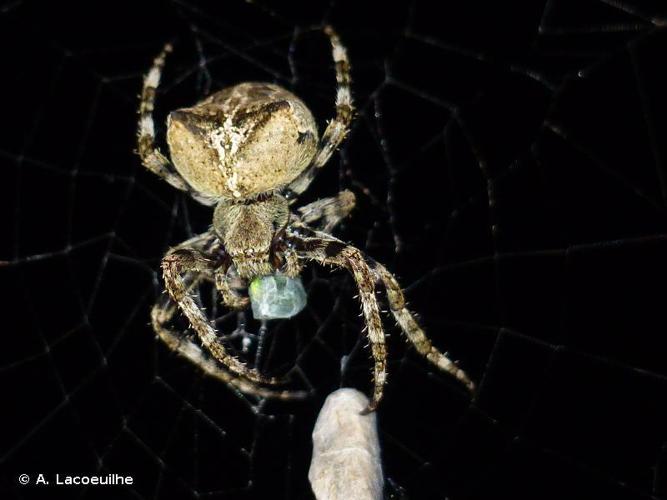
[{"left": 2, "top": 1, "right": 667, "bottom": 499}]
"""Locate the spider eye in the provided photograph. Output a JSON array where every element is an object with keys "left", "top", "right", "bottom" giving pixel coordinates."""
[{"left": 248, "top": 274, "right": 307, "bottom": 320}]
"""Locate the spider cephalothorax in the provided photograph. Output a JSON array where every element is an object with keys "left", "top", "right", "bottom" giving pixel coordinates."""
[{"left": 137, "top": 26, "right": 474, "bottom": 412}]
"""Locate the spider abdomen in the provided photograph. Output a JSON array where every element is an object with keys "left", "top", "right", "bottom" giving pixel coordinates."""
[{"left": 167, "top": 82, "right": 319, "bottom": 199}]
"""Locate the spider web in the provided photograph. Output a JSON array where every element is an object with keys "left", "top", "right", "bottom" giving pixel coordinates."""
[{"left": 2, "top": 0, "right": 667, "bottom": 499}]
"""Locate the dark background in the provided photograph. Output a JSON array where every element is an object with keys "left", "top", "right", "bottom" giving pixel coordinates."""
[{"left": 2, "top": 1, "right": 667, "bottom": 499}]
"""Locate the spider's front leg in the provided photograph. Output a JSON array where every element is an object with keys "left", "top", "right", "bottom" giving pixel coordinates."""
[
  {"left": 161, "top": 248, "right": 281, "bottom": 385},
  {"left": 371, "top": 262, "right": 475, "bottom": 392},
  {"left": 294, "top": 230, "right": 476, "bottom": 412},
  {"left": 152, "top": 273, "right": 305, "bottom": 400},
  {"left": 295, "top": 237, "right": 387, "bottom": 414}
]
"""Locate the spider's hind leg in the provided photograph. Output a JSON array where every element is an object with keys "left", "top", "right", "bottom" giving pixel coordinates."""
[{"left": 372, "top": 262, "right": 475, "bottom": 393}]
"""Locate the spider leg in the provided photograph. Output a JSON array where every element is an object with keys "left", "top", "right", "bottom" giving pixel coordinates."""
[
  {"left": 371, "top": 261, "right": 475, "bottom": 392},
  {"left": 214, "top": 269, "right": 250, "bottom": 310},
  {"left": 137, "top": 43, "right": 216, "bottom": 206},
  {"left": 285, "top": 26, "right": 354, "bottom": 199},
  {"left": 296, "top": 190, "right": 356, "bottom": 232},
  {"left": 137, "top": 44, "right": 187, "bottom": 191},
  {"left": 294, "top": 237, "right": 386, "bottom": 414},
  {"left": 151, "top": 274, "right": 306, "bottom": 400},
  {"left": 161, "top": 247, "right": 282, "bottom": 386},
  {"left": 282, "top": 248, "right": 302, "bottom": 278}
]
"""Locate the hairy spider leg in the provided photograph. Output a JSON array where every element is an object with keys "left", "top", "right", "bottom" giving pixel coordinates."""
[
  {"left": 152, "top": 276, "right": 306, "bottom": 400},
  {"left": 161, "top": 247, "right": 285, "bottom": 386},
  {"left": 293, "top": 229, "right": 475, "bottom": 412},
  {"left": 296, "top": 190, "right": 356, "bottom": 232},
  {"left": 294, "top": 236, "right": 387, "bottom": 414},
  {"left": 137, "top": 43, "right": 217, "bottom": 205},
  {"left": 285, "top": 26, "right": 354, "bottom": 199},
  {"left": 152, "top": 232, "right": 306, "bottom": 399},
  {"left": 371, "top": 261, "right": 475, "bottom": 392}
]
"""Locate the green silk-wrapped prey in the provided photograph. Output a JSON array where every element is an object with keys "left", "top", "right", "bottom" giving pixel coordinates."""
[{"left": 248, "top": 274, "right": 307, "bottom": 320}]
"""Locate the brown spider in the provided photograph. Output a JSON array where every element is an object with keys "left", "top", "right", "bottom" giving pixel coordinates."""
[{"left": 137, "top": 26, "right": 474, "bottom": 413}]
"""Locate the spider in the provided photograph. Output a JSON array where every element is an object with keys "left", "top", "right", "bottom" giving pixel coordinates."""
[{"left": 137, "top": 26, "right": 474, "bottom": 413}]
